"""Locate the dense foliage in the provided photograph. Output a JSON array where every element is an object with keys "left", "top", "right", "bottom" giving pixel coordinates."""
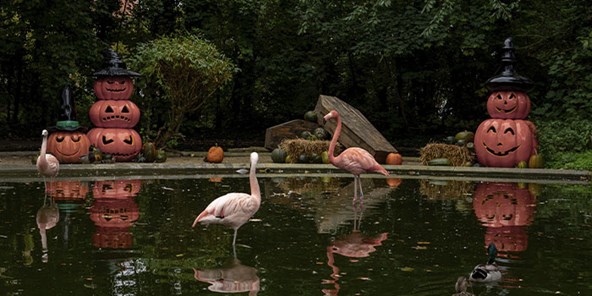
[{"left": 1, "top": 0, "right": 591, "bottom": 166}]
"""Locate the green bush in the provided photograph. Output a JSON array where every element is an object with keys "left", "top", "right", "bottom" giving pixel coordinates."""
[{"left": 536, "top": 119, "right": 592, "bottom": 169}]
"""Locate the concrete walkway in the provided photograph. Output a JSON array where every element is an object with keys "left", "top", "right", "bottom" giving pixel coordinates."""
[{"left": 1, "top": 150, "right": 590, "bottom": 184}]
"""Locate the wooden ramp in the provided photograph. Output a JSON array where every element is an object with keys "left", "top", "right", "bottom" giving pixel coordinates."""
[
  {"left": 264, "top": 119, "right": 320, "bottom": 150},
  {"left": 314, "top": 95, "right": 397, "bottom": 163}
]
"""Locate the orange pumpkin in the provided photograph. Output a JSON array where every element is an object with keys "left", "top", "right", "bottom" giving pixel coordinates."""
[
  {"left": 206, "top": 145, "right": 224, "bottom": 163},
  {"left": 93, "top": 76, "right": 135, "bottom": 100},
  {"left": 486, "top": 91, "right": 531, "bottom": 119},
  {"left": 472, "top": 182, "right": 536, "bottom": 228},
  {"left": 88, "top": 99, "right": 141, "bottom": 128},
  {"left": 46, "top": 130, "right": 91, "bottom": 164},
  {"left": 87, "top": 128, "right": 142, "bottom": 162},
  {"left": 385, "top": 152, "right": 403, "bottom": 165}
]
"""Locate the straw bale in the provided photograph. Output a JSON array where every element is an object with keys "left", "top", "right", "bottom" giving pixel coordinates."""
[
  {"left": 419, "top": 179, "right": 474, "bottom": 200},
  {"left": 419, "top": 143, "right": 473, "bottom": 166},
  {"left": 279, "top": 139, "right": 340, "bottom": 163}
]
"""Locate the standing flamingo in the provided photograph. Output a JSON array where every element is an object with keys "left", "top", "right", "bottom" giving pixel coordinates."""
[
  {"left": 36, "top": 129, "right": 59, "bottom": 194},
  {"left": 323, "top": 110, "right": 389, "bottom": 204},
  {"left": 192, "top": 152, "right": 261, "bottom": 254}
]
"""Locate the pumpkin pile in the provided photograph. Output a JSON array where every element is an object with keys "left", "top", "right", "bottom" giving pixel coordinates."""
[{"left": 269, "top": 110, "right": 334, "bottom": 164}]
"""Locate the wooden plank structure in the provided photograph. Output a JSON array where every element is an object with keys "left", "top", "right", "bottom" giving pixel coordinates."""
[
  {"left": 264, "top": 119, "right": 320, "bottom": 150},
  {"left": 314, "top": 95, "right": 397, "bottom": 164}
]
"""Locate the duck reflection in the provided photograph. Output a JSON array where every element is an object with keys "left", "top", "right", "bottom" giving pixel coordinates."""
[
  {"left": 36, "top": 195, "right": 59, "bottom": 263},
  {"left": 194, "top": 257, "right": 260, "bottom": 295},
  {"left": 323, "top": 203, "right": 388, "bottom": 295}
]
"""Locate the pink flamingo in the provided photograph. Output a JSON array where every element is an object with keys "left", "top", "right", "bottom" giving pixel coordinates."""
[
  {"left": 36, "top": 129, "right": 59, "bottom": 194},
  {"left": 323, "top": 110, "right": 389, "bottom": 204},
  {"left": 192, "top": 152, "right": 261, "bottom": 253}
]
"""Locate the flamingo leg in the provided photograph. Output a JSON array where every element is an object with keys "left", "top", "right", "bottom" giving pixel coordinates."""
[
  {"left": 352, "top": 175, "right": 358, "bottom": 205},
  {"left": 356, "top": 176, "right": 364, "bottom": 208}
]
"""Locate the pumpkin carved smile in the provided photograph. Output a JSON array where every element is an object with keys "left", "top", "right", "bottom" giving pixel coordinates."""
[{"left": 484, "top": 143, "right": 520, "bottom": 156}]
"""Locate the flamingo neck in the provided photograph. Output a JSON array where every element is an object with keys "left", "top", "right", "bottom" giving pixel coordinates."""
[
  {"left": 249, "top": 159, "right": 261, "bottom": 202},
  {"left": 38, "top": 134, "right": 49, "bottom": 168},
  {"left": 328, "top": 114, "right": 342, "bottom": 163}
]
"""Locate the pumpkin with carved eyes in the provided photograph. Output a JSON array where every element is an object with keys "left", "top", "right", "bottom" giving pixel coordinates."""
[
  {"left": 89, "top": 99, "right": 141, "bottom": 128},
  {"left": 486, "top": 91, "right": 531, "bottom": 119},
  {"left": 87, "top": 128, "right": 142, "bottom": 162},
  {"left": 93, "top": 76, "right": 135, "bottom": 100},
  {"left": 474, "top": 119, "right": 537, "bottom": 167},
  {"left": 46, "top": 131, "right": 91, "bottom": 164}
]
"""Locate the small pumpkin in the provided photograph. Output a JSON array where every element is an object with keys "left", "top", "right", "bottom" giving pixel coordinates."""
[
  {"left": 206, "top": 145, "right": 224, "bottom": 163},
  {"left": 142, "top": 142, "right": 157, "bottom": 162},
  {"left": 528, "top": 154, "right": 544, "bottom": 168},
  {"left": 155, "top": 149, "right": 167, "bottom": 163},
  {"left": 385, "top": 152, "right": 403, "bottom": 165},
  {"left": 455, "top": 130, "right": 475, "bottom": 143},
  {"left": 271, "top": 148, "right": 287, "bottom": 163},
  {"left": 304, "top": 110, "right": 318, "bottom": 123},
  {"left": 313, "top": 127, "right": 328, "bottom": 140},
  {"left": 386, "top": 178, "right": 402, "bottom": 188}
]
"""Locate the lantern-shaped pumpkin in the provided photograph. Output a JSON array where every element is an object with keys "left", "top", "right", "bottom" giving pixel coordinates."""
[
  {"left": 92, "top": 179, "right": 142, "bottom": 199},
  {"left": 486, "top": 91, "right": 531, "bottom": 119},
  {"left": 92, "top": 49, "right": 140, "bottom": 100},
  {"left": 47, "top": 130, "right": 91, "bottom": 164},
  {"left": 472, "top": 182, "right": 536, "bottom": 228},
  {"left": 474, "top": 119, "right": 537, "bottom": 167},
  {"left": 87, "top": 128, "right": 142, "bottom": 162},
  {"left": 46, "top": 86, "right": 91, "bottom": 164},
  {"left": 93, "top": 76, "right": 135, "bottom": 100},
  {"left": 89, "top": 99, "right": 141, "bottom": 128}
]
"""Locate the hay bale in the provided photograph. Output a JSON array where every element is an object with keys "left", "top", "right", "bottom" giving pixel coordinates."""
[
  {"left": 279, "top": 139, "right": 340, "bottom": 163},
  {"left": 419, "top": 143, "right": 473, "bottom": 166}
]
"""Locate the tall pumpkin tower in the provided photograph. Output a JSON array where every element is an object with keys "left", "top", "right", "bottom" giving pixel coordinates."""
[
  {"left": 474, "top": 37, "right": 539, "bottom": 167},
  {"left": 87, "top": 49, "right": 142, "bottom": 162}
]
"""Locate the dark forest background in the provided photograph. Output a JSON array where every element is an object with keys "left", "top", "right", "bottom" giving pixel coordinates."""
[{"left": 1, "top": 0, "right": 592, "bottom": 161}]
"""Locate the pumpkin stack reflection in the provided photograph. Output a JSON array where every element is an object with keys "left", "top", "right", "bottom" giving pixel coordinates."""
[
  {"left": 87, "top": 49, "right": 142, "bottom": 162},
  {"left": 474, "top": 37, "right": 539, "bottom": 168},
  {"left": 89, "top": 180, "right": 141, "bottom": 249}
]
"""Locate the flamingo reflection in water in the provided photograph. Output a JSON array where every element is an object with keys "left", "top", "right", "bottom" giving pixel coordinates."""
[
  {"left": 194, "top": 257, "right": 260, "bottom": 295},
  {"left": 322, "top": 204, "right": 388, "bottom": 295},
  {"left": 36, "top": 195, "right": 60, "bottom": 263}
]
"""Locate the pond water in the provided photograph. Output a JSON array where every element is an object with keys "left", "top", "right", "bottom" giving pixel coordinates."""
[{"left": 0, "top": 174, "right": 591, "bottom": 295}]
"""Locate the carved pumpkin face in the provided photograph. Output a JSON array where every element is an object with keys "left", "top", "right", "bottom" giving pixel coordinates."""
[
  {"left": 89, "top": 100, "right": 141, "bottom": 128},
  {"left": 46, "top": 131, "right": 91, "bottom": 164},
  {"left": 474, "top": 119, "right": 536, "bottom": 167},
  {"left": 47, "top": 181, "right": 90, "bottom": 202},
  {"left": 487, "top": 91, "right": 531, "bottom": 119},
  {"left": 473, "top": 182, "right": 536, "bottom": 228},
  {"left": 93, "top": 76, "right": 134, "bottom": 100},
  {"left": 87, "top": 128, "right": 142, "bottom": 162},
  {"left": 92, "top": 180, "right": 142, "bottom": 199}
]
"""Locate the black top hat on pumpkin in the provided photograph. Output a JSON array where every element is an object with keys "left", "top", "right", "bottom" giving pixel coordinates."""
[
  {"left": 485, "top": 37, "right": 533, "bottom": 92},
  {"left": 93, "top": 49, "right": 141, "bottom": 77},
  {"left": 48, "top": 86, "right": 87, "bottom": 132}
]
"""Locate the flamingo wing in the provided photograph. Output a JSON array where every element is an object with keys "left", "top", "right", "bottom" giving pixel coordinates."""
[
  {"left": 37, "top": 154, "right": 60, "bottom": 178},
  {"left": 334, "top": 148, "right": 387, "bottom": 175}
]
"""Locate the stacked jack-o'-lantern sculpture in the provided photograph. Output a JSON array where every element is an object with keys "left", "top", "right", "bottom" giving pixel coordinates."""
[
  {"left": 474, "top": 37, "right": 540, "bottom": 168},
  {"left": 87, "top": 49, "right": 142, "bottom": 162},
  {"left": 46, "top": 86, "right": 91, "bottom": 164}
]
